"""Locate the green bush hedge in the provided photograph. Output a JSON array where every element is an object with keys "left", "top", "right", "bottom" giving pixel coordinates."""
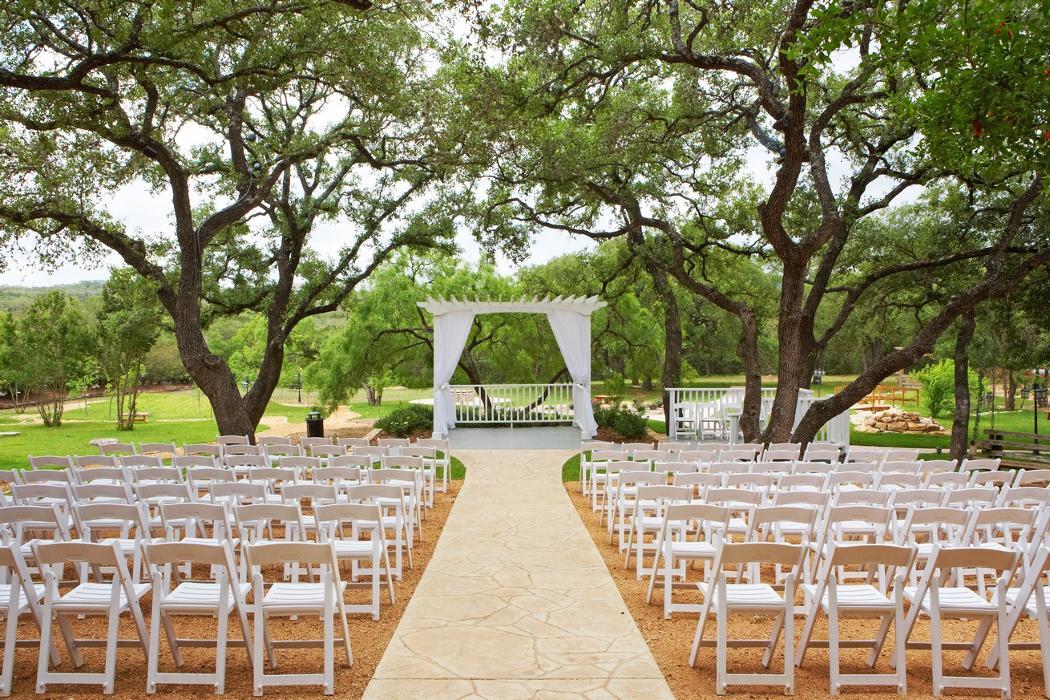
[
  {"left": 593, "top": 403, "right": 649, "bottom": 440},
  {"left": 375, "top": 404, "right": 432, "bottom": 437}
]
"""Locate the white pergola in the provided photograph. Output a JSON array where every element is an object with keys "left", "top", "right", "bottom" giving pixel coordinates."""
[{"left": 417, "top": 296, "right": 606, "bottom": 439}]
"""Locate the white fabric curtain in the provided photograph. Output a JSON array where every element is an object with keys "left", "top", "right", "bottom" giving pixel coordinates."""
[
  {"left": 432, "top": 310, "right": 476, "bottom": 437},
  {"left": 546, "top": 310, "right": 598, "bottom": 438}
]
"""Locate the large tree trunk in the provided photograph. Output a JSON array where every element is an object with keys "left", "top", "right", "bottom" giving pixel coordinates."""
[
  {"left": 950, "top": 312, "right": 976, "bottom": 460},
  {"left": 764, "top": 261, "right": 806, "bottom": 442},
  {"left": 647, "top": 262, "right": 682, "bottom": 428}
]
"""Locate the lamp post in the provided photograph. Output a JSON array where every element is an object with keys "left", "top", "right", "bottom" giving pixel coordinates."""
[
  {"left": 296, "top": 370, "right": 302, "bottom": 404},
  {"left": 1034, "top": 383, "right": 1047, "bottom": 455}
]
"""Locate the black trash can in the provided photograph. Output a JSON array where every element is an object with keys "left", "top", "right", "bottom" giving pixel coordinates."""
[{"left": 305, "top": 410, "right": 324, "bottom": 438}]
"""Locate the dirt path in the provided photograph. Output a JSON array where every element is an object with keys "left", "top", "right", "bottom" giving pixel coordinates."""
[{"left": 257, "top": 405, "right": 367, "bottom": 437}]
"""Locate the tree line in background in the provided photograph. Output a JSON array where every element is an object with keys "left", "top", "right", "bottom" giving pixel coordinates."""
[{"left": 0, "top": 0, "right": 1045, "bottom": 446}]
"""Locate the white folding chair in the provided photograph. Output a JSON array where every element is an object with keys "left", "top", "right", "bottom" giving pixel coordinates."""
[
  {"left": 99, "top": 443, "right": 137, "bottom": 457},
  {"left": 987, "top": 545, "right": 1050, "bottom": 695},
  {"left": 608, "top": 470, "right": 664, "bottom": 546},
  {"left": 415, "top": 437, "right": 452, "bottom": 494},
  {"left": 143, "top": 541, "right": 252, "bottom": 694},
  {"left": 257, "top": 436, "right": 292, "bottom": 447},
  {"left": 314, "top": 502, "right": 395, "bottom": 620},
  {"left": 796, "top": 543, "right": 914, "bottom": 696},
  {"left": 960, "top": 457, "right": 1002, "bottom": 473},
  {"left": 346, "top": 484, "right": 413, "bottom": 578},
  {"left": 623, "top": 485, "right": 692, "bottom": 577},
  {"left": 183, "top": 444, "right": 222, "bottom": 459},
  {"left": 244, "top": 541, "right": 352, "bottom": 696},
  {"left": 897, "top": 507, "right": 973, "bottom": 586},
  {"left": 32, "top": 541, "right": 150, "bottom": 694},
  {"left": 803, "top": 445, "right": 841, "bottom": 463},
  {"left": 139, "top": 442, "right": 178, "bottom": 461},
  {"left": 0, "top": 543, "right": 58, "bottom": 696},
  {"left": 902, "top": 545, "right": 1019, "bottom": 698},
  {"left": 689, "top": 541, "right": 806, "bottom": 695},
  {"left": 646, "top": 503, "right": 730, "bottom": 618}
]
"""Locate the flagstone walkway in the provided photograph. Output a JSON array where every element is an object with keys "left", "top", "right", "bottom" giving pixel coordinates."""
[{"left": 364, "top": 448, "right": 673, "bottom": 699}]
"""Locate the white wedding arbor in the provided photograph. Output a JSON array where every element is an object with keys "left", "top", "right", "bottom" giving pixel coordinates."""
[{"left": 417, "top": 296, "right": 606, "bottom": 439}]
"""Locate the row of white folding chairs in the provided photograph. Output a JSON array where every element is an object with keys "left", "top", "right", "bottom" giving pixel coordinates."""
[
  {"left": 587, "top": 457, "right": 1013, "bottom": 511},
  {"left": 677, "top": 534, "right": 1050, "bottom": 698},
  {"left": 88, "top": 435, "right": 453, "bottom": 492},
  {"left": 7, "top": 466, "right": 425, "bottom": 566},
  {"left": 613, "top": 481, "right": 1049, "bottom": 575},
  {"left": 18, "top": 453, "right": 437, "bottom": 510},
  {"left": 0, "top": 493, "right": 409, "bottom": 611},
  {"left": 0, "top": 534, "right": 364, "bottom": 695}
]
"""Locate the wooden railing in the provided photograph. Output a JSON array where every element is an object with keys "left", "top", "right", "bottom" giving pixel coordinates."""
[
  {"left": 450, "top": 384, "right": 575, "bottom": 425},
  {"left": 834, "top": 384, "right": 919, "bottom": 407}
]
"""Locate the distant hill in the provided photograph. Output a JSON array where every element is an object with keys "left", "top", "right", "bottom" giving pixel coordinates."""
[{"left": 0, "top": 280, "right": 106, "bottom": 312}]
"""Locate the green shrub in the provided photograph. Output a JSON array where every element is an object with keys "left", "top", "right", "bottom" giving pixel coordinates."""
[
  {"left": 375, "top": 404, "right": 432, "bottom": 437},
  {"left": 594, "top": 403, "right": 648, "bottom": 440},
  {"left": 603, "top": 372, "right": 626, "bottom": 399},
  {"left": 911, "top": 359, "right": 979, "bottom": 419}
]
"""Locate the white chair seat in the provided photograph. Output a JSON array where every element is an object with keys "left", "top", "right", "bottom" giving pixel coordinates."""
[
  {"left": 164, "top": 581, "right": 252, "bottom": 611},
  {"left": 1003, "top": 586, "right": 1050, "bottom": 617},
  {"left": 801, "top": 583, "right": 893, "bottom": 611},
  {"left": 669, "top": 541, "right": 717, "bottom": 558},
  {"left": 262, "top": 581, "right": 348, "bottom": 614},
  {"left": 715, "top": 583, "right": 785, "bottom": 609},
  {"left": 904, "top": 586, "right": 998, "bottom": 615},
  {"left": 54, "top": 582, "right": 151, "bottom": 611},
  {"left": 331, "top": 541, "right": 375, "bottom": 558},
  {"left": 0, "top": 582, "right": 44, "bottom": 614}
]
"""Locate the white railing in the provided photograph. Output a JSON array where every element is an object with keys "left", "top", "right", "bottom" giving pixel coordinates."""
[
  {"left": 450, "top": 384, "right": 575, "bottom": 425},
  {"left": 667, "top": 386, "right": 848, "bottom": 445}
]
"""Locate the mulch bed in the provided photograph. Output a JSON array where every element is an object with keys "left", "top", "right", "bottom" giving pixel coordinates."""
[
  {"left": 566, "top": 485, "right": 1050, "bottom": 699},
  {"left": 5, "top": 483, "right": 460, "bottom": 699}
]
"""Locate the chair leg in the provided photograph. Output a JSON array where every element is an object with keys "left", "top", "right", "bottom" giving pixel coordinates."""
[
  {"left": 828, "top": 594, "right": 840, "bottom": 696},
  {"left": 147, "top": 596, "right": 161, "bottom": 694},
  {"left": 2, "top": 590, "right": 19, "bottom": 697},
  {"left": 36, "top": 594, "right": 54, "bottom": 694},
  {"left": 895, "top": 589, "right": 907, "bottom": 695},
  {"left": 216, "top": 582, "right": 230, "bottom": 694},
  {"left": 998, "top": 605, "right": 1012, "bottom": 700},
  {"left": 323, "top": 576, "right": 334, "bottom": 695},
  {"left": 716, "top": 595, "right": 728, "bottom": 695},
  {"left": 930, "top": 586, "right": 943, "bottom": 698},
  {"left": 371, "top": 549, "right": 381, "bottom": 621},
  {"left": 104, "top": 585, "right": 121, "bottom": 694},
  {"left": 784, "top": 576, "right": 796, "bottom": 696}
]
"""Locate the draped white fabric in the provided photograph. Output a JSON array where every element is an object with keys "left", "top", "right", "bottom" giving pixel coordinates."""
[
  {"left": 546, "top": 310, "right": 598, "bottom": 438},
  {"left": 432, "top": 310, "right": 476, "bottom": 436}
]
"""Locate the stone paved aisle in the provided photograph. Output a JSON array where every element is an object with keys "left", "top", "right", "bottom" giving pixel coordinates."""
[{"left": 363, "top": 449, "right": 674, "bottom": 699}]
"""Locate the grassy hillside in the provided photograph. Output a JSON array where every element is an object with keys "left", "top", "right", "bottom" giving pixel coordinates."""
[{"left": 0, "top": 280, "right": 105, "bottom": 311}]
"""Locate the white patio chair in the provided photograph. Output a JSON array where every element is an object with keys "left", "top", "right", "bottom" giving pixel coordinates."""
[
  {"left": 300, "top": 436, "right": 334, "bottom": 452},
  {"left": 263, "top": 443, "right": 303, "bottom": 463},
  {"left": 672, "top": 471, "right": 722, "bottom": 500},
  {"left": 0, "top": 542, "right": 58, "bottom": 696},
  {"left": 960, "top": 457, "right": 1002, "bottom": 473},
  {"left": 881, "top": 460, "right": 922, "bottom": 475},
  {"left": 74, "top": 455, "right": 119, "bottom": 470},
  {"left": 680, "top": 449, "right": 720, "bottom": 465},
  {"left": 608, "top": 470, "right": 664, "bottom": 545},
  {"left": 335, "top": 437, "right": 371, "bottom": 449},
  {"left": 877, "top": 472, "right": 923, "bottom": 491},
  {"left": 845, "top": 447, "right": 885, "bottom": 466},
  {"left": 32, "top": 540, "right": 150, "bottom": 694},
  {"left": 416, "top": 437, "right": 452, "bottom": 493},
  {"left": 138, "top": 442, "right": 178, "bottom": 460},
  {"left": 243, "top": 541, "right": 352, "bottom": 696},
  {"left": 173, "top": 454, "right": 218, "bottom": 472},
  {"left": 970, "top": 470, "right": 1019, "bottom": 490},
  {"left": 183, "top": 444, "right": 222, "bottom": 458},
  {"left": 623, "top": 484, "right": 692, "bottom": 577},
  {"left": 885, "top": 448, "right": 921, "bottom": 462},
  {"left": 26, "top": 455, "right": 73, "bottom": 471},
  {"left": 222, "top": 454, "right": 267, "bottom": 479},
  {"left": 704, "top": 487, "right": 763, "bottom": 541},
  {"left": 401, "top": 445, "right": 439, "bottom": 507},
  {"left": 223, "top": 444, "right": 262, "bottom": 457},
  {"left": 74, "top": 502, "right": 158, "bottom": 583},
  {"left": 257, "top": 436, "right": 292, "bottom": 447},
  {"left": 646, "top": 503, "right": 730, "bottom": 618},
  {"left": 762, "top": 445, "right": 801, "bottom": 462},
  {"left": 216, "top": 435, "right": 249, "bottom": 448},
  {"left": 309, "top": 444, "right": 346, "bottom": 459},
  {"left": 128, "top": 466, "right": 184, "bottom": 487},
  {"left": 897, "top": 506, "right": 972, "bottom": 586},
  {"left": 803, "top": 445, "right": 841, "bottom": 463},
  {"left": 314, "top": 502, "right": 395, "bottom": 620},
  {"left": 986, "top": 545, "right": 1050, "bottom": 696},
  {"left": 902, "top": 545, "right": 1020, "bottom": 698},
  {"left": 791, "top": 461, "right": 835, "bottom": 477},
  {"left": 187, "top": 466, "right": 236, "bottom": 499},
  {"left": 1014, "top": 469, "right": 1050, "bottom": 488},
  {"left": 143, "top": 541, "right": 252, "bottom": 694},
  {"left": 689, "top": 541, "right": 806, "bottom": 695},
  {"left": 796, "top": 543, "right": 915, "bottom": 695},
  {"left": 777, "top": 473, "right": 827, "bottom": 492},
  {"left": 918, "top": 459, "right": 959, "bottom": 477},
  {"left": 120, "top": 455, "right": 165, "bottom": 470},
  {"left": 245, "top": 467, "right": 299, "bottom": 505},
  {"left": 926, "top": 470, "right": 970, "bottom": 490},
  {"left": 99, "top": 442, "right": 137, "bottom": 457},
  {"left": 346, "top": 484, "right": 413, "bottom": 579}
]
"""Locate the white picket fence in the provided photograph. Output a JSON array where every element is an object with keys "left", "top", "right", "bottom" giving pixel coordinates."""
[
  {"left": 667, "top": 386, "right": 850, "bottom": 445},
  {"left": 450, "top": 384, "right": 575, "bottom": 425}
]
